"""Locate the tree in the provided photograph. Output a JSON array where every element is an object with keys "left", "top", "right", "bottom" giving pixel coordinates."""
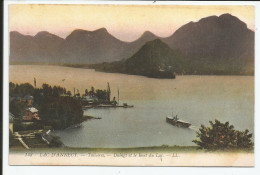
[
  {"left": 38, "top": 96, "right": 83, "bottom": 129},
  {"left": 19, "top": 83, "right": 35, "bottom": 96},
  {"left": 9, "top": 100, "right": 27, "bottom": 117},
  {"left": 9, "top": 83, "right": 35, "bottom": 97},
  {"left": 67, "top": 91, "right": 72, "bottom": 96},
  {"left": 192, "top": 119, "right": 253, "bottom": 151},
  {"left": 90, "top": 86, "right": 95, "bottom": 94},
  {"left": 42, "top": 83, "right": 53, "bottom": 96},
  {"left": 52, "top": 86, "right": 60, "bottom": 97},
  {"left": 9, "top": 82, "right": 16, "bottom": 96},
  {"left": 95, "top": 89, "right": 107, "bottom": 102},
  {"left": 52, "top": 86, "right": 66, "bottom": 97}
]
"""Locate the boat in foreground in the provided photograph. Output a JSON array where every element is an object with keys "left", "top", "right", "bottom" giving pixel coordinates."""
[{"left": 166, "top": 115, "right": 191, "bottom": 128}]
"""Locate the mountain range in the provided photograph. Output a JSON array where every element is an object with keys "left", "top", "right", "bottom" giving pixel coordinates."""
[
  {"left": 10, "top": 28, "right": 158, "bottom": 64},
  {"left": 10, "top": 13, "right": 254, "bottom": 75}
]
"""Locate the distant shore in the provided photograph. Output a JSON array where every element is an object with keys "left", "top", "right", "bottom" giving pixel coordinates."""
[{"left": 10, "top": 63, "right": 254, "bottom": 76}]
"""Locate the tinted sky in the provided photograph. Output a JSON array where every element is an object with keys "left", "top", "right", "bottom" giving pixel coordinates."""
[{"left": 9, "top": 4, "right": 254, "bottom": 42}]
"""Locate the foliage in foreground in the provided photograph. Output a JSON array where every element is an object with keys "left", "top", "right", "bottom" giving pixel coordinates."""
[
  {"left": 49, "top": 135, "right": 63, "bottom": 148},
  {"left": 192, "top": 120, "right": 253, "bottom": 151}
]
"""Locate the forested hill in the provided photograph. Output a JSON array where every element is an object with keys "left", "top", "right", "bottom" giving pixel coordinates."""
[
  {"left": 90, "top": 39, "right": 183, "bottom": 77},
  {"left": 89, "top": 38, "right": 253, "bottom": 76},
  {"left": 90, "top": 14, "right": 254, "bottom": 76},
  {"left": 162, "top": 13, "right": 254, "bottom": 64}
]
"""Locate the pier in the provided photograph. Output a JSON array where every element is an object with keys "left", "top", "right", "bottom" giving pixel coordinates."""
[{"left": 82, "top": 103, "right": 134, "bottom": 110}]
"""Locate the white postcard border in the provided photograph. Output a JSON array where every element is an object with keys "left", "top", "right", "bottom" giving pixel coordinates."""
[{"left": 3, "top": 1, "right": 260, "bottom": 175}]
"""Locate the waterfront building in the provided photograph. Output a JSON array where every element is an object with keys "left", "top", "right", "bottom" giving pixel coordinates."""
[
  {"left": 81, "top": 95, "right": 98, "bottom": 103},
  {"left": 23, "top": 94, "right": 34, "bottom": 106},
  {"left": 10, "top": 94, "right": 34, "bottom": 106},
  {"left": 22, "top": 107, "right": 40, "bottom": 121}
]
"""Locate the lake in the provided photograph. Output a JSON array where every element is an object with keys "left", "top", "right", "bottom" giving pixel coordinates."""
[{"left": 9, "top": 65, "right": 254, "bottom": 148}]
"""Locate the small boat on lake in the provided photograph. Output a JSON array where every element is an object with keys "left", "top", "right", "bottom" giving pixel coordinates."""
[
  {"left": 166, "top": 115, "right": 191, "bottom": 128},
  {"left": 148, "top": 66, "right": 176, "bottom": 79}
]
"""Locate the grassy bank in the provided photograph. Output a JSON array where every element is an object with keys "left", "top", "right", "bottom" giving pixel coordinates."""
[{"left": 10, "top": 145, "right": 254, "bottom": 154}]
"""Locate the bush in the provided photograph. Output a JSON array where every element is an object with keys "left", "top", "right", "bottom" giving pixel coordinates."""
[
  {"left": 13, "top": 122, "right": 43, "bottom": 132},
  {"left": 39, "top": 96, "right": 83, "bottom": 129},
  {"left": 192, "top": 119, "right": 253, "bottom": 151},
  {"left": 49, "top": 135, "right": 63, "bottom": 148}
]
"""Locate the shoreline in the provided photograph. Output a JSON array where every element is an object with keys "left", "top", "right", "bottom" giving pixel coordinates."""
[
  {"left": 9, "top": 145, "right": 254, "bottom": 153},
  {"left": 62, "top": 115, "right": 101, "bottom": 130},
  {"left": 9, "top": 63, "right": 254, "bottom": 76}
]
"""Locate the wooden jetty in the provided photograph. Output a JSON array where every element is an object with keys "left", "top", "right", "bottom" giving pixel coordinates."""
[
  {"left": 82, "top": 103, "right": 134, "bottom": 110},
  {"left": 81, "top": 85, "right": 133, "bottom": 110}
]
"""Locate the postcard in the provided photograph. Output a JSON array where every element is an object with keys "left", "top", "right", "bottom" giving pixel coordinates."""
[{"left": 6, "top": 1, "right": 255, "bottom": 167}]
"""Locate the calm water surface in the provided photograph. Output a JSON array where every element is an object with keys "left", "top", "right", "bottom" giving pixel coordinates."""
[{"left": 10, "top": 65, "right": 254, "bottom": 148}]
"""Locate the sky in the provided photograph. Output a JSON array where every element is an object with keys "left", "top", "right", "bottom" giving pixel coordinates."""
[{"left": 9, "top": 4, "right": 255, "bottom": 42}]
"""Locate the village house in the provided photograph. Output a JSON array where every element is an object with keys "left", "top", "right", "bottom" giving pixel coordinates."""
[
  {"left": 60, "top": 93, "right": 71, "bottom": 97},
  {"left": 11, "top": 94, "right": 34, "bottom": 106},
  {"left": 22, "top": 107, "right": 40, "bottom": 121},
  {"left": 81, "top": 95, "right": 98, "bottom": 103},
  {"left": 10, "top": 95, "right": 21, "bottom": 102},
  {"left": 22, "top": 95, "right": 34, "bottom": 106}
]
